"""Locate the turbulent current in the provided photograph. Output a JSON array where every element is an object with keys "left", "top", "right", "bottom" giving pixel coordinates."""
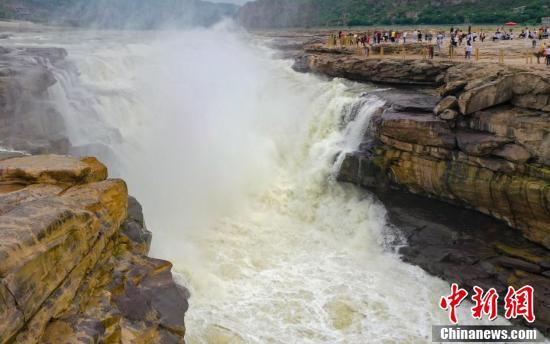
[{"left": 5, "top": 23, "right": 505, "bottom": 343}]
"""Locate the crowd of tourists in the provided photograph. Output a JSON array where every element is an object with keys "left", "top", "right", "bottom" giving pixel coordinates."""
[
  {"left": 328, "top": 26, "right": 550, "bottom": 65},
  {"left": 329, "top": 29, "right": 436, "bottom": 47}
]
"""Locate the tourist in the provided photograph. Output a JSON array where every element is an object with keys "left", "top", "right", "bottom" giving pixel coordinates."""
[
  {"left": 451, "top": 33, "right": 458, "bottom": 47},
  {"left": 465, "top": 43, "right": 473, "bottom": 60},
  {"left": 545, "top": 45, "right": 550, "bottom": 66},
  {"left": 403, "top": 31, "right": 408, "bottom": 44},
  {"left": 436, "top": 32, "right": 444, "bottom": 51},
  {"left": 417, "top": 30, "right": 423, "bottom": 42}
]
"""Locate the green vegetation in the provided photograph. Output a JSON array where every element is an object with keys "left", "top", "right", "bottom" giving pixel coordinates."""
[{"left": 238, "top": 0, "right": 550, "bottom": 28}]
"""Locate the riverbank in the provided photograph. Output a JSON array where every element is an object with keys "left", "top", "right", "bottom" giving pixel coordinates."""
[{"left": 285, "top": 37, "right": 550, "bottom": 335}]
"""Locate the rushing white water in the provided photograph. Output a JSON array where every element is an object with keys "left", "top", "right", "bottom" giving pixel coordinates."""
[{"left": 4, "top": 23, "right": 510, "bottom": 343}]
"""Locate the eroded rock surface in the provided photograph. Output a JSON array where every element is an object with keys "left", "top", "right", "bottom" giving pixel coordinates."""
[
  {"left": 375, "top": 189, "right": 550, "bottom": 336},
  {"left": 293, "top": 45, "right": 453, "bottom": 86},
  {"left": 329, "top": 60, "right": 550, "bottom": 250},
  {"left": 301, "top": 47, "right": 550, "bottom": 335},
  {"left": 0, "top": 155, "right": 188, "bottom": 343}
]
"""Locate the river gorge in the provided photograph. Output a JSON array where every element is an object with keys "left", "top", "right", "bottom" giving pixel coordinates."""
[{"left": 0, "top": 22, "right": 548, "bottom": 343}]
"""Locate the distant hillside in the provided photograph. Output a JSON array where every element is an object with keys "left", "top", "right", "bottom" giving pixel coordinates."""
[
  {"left": 238, "top": 0, "right": 550, "bottom": 28},
  {"left": 0, "top": 0, "right": 239, "bottom": 28}
]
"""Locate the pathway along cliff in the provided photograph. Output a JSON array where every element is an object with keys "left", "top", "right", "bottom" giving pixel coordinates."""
[{"left": 0, "top": 25, "right": 547, "bottom": 342}]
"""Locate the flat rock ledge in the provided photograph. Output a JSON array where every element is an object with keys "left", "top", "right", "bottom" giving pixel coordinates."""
[{"left": 0, "top": 154, "right": 188, "bottom": 343}]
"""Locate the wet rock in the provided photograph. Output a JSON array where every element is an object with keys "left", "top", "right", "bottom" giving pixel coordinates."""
[
  {"left": 375, "top": 90, "right": 439, "bottom": 113},
  {"left": 371, "top": 189, "right": 550, "bottom": 335},
  {"left": 343, "top": 145, "right": 550, "bottom": 248},
  {"left": 380, "top": 112, "right": 456, "bottom": 149},
  {"left": 121, "top": 196, "right": 152, "bottom": 255},
  {"left": 291, "top": 54, "right": 312, "bottom": 73},
  {"left": 456, "top": 131, "right": 511, "bottom": 156},
  {"left": 492, "top": 144, "right": 531, "bottom": 163},
  {"left": 496, "top": 257, "right": 542, "bottom": 274}
]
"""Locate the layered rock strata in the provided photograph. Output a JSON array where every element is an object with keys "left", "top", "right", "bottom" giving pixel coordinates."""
[
  {"left": 0, "top": 154, "right": 188, "bottom": 343},
  {"left": 294, "top": 46, "right": 550, "bottom": 249},
  {"left": 335, "top": 63, "right": 550, "bottom": 250},
  {"left": 291, "top": 46, "right": 550, "bottom": 335},
  {"left": 376, "top": 189, "right": 550, "bottom": 336},
  {"left": 293, "top": 45, "right": 454, "bottom": 85}
]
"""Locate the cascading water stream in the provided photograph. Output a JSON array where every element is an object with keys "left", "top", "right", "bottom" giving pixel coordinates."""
[{"left": 4, "top": 23, "right": 510, "bottom": 343}]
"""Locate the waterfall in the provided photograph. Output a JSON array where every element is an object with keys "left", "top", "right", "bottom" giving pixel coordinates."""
[{"left": 5, "top": 24, "right": 508, "bottom": 343}]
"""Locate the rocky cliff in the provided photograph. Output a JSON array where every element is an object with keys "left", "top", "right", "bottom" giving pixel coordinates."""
[
  {"left": 293, "top": 45, "right": 550, "bottom": 334},
  {"left": 295, "top": 47, "right": 550, "bottom": 249},
  {"left": 0, "top": 45, "right": 189, "bottom": 343},
  {"left": 334, "top": 61, "right": 550, "bottom": 249},
  {"left": 0, "top": 153, "right": 188, "bottom": 343}
]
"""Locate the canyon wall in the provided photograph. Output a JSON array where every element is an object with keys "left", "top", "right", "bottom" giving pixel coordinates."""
[
  {"left": 294, "top": 46, "right": 550, "bottom": 334},
  {"left": 295, "top": 47, "right": 550, "bottom": 249},
  {"left": 337, "top": 61, "right": 550, "bottom": 249}
]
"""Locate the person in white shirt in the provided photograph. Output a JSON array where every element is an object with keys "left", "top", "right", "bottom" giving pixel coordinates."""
[
  {"left": 465, "top": 43, "right": 473, "bottom": 59},
  {"left": 436, "top": 33, "right": 444, "bottom": 51}
]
